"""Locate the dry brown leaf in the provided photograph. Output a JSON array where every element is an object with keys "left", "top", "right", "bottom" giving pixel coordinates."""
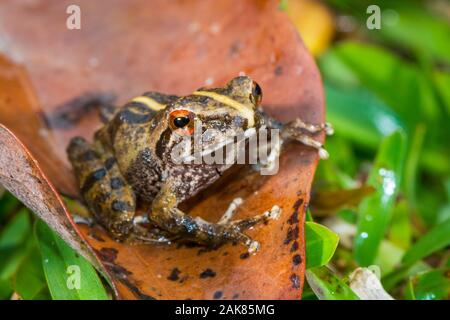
[{"left": 0, "top": 0, "right": 326, "bottom": 299}]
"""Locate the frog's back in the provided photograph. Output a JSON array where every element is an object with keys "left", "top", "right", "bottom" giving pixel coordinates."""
[{"left": 96, "top": 93, "right": 177, "bottom": 202}]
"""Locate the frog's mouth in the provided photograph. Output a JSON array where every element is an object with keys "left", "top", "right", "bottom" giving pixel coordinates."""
[{"left": 180, "top": 127, "right": 258, "bottom": 163}]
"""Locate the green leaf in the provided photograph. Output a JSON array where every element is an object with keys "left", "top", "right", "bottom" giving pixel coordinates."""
[
  {"left": 0, "top": 192, "right": 20, "bottom": 223},
  {"left": 402, "top": 218, "right": 450, "bottom": 266},
  {"left": 323, "top": 42, "right": 441, "bottom": 127},
  {"left": 325, "top": 83, "right": 404, "bottom": 149},
  {"left": 0, "top": 210, "right": 33, "bottom": 281},
  {"left": 35, "top": 220, "right": 109, "bottom": 300},
  {"left": 388, "top": 199, "right": 411, "bottom": 250},
  {"left": 311, "top": 186, "right": 375, "bottom": 215},
  {"left": 14, "top": 240, "right": 51, "bottom": 300},
  {"left": 433, "top": 71, "right": 450, "bottom": 115},
  {"left": 377, "top": 3, "right": 450, "bottom": 65},
  {"left": 382, "top": 261, "right": 431, "bottom": 292},
  {"left": 0, "top": 245, "right": 31, "bottom": 281},
  {"left": 408, "top": 268, "right": 450, "bottom": 300},
  {"left": 354, "top": 130, "right": 406, "bottom": 266},
  {"left": 305, "top": 222, "right": 339, "bottom": 269},
  {"left": 374, "top": 240, "right": 404, "bottom": 275},
  {"left": 306, "top": 266, "right": 359, "bottom": 300},
  {"left": 0, "top": 209, "right": 30, "bottom": 250},
  {"left": 437, "top": 179, "right": 450, "bottom": 224},
  {"left": 0, "top": 279, "right": 13, "bottom": 300},
  {"left": 305, "top": 209, "right": 313, "bottom": 222},
  {"left": 323, "top": 136, "right": 358, "bottom": 177},
  {"left": 324, "top": 0, "right": 450, "bottom": 65}
]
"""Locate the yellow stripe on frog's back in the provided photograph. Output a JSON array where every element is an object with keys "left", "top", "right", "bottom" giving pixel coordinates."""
[
  {"left": 131, "top": 96, "right": 165, "bottom": 111},
  {"left": 192, "top": 91, "right": 255, "bottom": 127}
]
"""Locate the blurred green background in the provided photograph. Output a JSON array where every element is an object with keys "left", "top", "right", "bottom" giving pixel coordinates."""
[{"left": 1, "top": 0, "right": 449, "bottom": 300}]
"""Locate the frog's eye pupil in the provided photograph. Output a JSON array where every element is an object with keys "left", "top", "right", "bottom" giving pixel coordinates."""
[
  {"left": 250, "top": 81, "right": 262, "bottom": 106},
  {"left": 173, "top": 116, "right": 190, "bottom": 128},
  {"left": 169, "top": 110, "right": 195, "bottom": 134},
  {"left": 252, "top": 82, "right": 262, "bottom": 97}
]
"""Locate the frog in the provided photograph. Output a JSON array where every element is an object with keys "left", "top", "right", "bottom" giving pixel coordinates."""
[{"left": 66, "top": 76, "right": 332, "bottom": 253}]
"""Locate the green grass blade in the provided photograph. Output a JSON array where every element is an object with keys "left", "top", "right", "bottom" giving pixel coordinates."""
[
  {"left": 305, "top": 222, "right": 339, "bottom": 269},
  {"left": 403, "top": 124, "right": 426, "bottom": 203},
  {"left": 306, "top": 266, "right": 359, "bottom": 300},
  {"left": 35, "top": 220, "right": 109, "bottom": 300},
  {"left": 408, "top": 268, "right": 450, "bottom": 300},
  {"left": 402, "top": 218, "right": 450, "bottom": 266},
  {"left": 354, "top": 130, "right": 406, "bottom": 266},
  {"left": 433, "top": 71, "right": 450, "bottom": 115},
  {"left": 388, "top": 199, "right": 412, "bottom": 250}
]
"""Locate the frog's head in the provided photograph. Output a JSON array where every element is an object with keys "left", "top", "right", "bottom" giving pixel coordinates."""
[{"left": 162, "top": 76, "right": 264, "bottom": 164}]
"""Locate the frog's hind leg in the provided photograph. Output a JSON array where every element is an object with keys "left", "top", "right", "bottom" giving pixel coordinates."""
[{"left": 67, "top": 137, "right": 136, "bottom": 239}]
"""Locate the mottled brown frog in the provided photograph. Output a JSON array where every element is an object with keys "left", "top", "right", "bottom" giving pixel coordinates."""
[{"left": 67, "top": 76, "right": 332, "bottom": 253}]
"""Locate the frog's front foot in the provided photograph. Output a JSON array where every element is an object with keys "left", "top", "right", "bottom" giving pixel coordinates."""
[
  {"left": 281, "top": 118, "right": 334, "bottom": 159},
  {"left": 219, "top": 198, "right": 281, "bottom": 228},
  {"left": 216, "top": 199, "right": 281, "bottom": 253},
  {"left": 150, "top": 197, "right": 281, "bottom": 254},
  {"left": 218, "top": 203, "right": 281, "bottom": 253}
]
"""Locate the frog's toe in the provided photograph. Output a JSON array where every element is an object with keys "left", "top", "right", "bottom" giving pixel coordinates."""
[
  {"left": 264, "top": 205, "right": 281, "bottom": 220},
  {"left": 218, "top": 197, "right": 243, "bottom": 224},
  {"left": 324, "top": 122, "right": 334, "bottom": 135},
  {"left": 247, "top": 240, "right": 260, "bottom": 254}
]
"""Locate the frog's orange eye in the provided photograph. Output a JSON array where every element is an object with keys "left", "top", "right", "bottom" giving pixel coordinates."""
[
  {"left": 250, "top": 81, "right": 262, "bottom": 107},
  {"left": 169, "top": 109, "right": 195, "bottom": 135}
]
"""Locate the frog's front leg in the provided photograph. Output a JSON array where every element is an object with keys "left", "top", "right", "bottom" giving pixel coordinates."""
[
  {"left": 259, "top": 111, "right": 333, "bottom": 159},
  {"left": 217, "top": 197, "right": 281, "bottom": 230},
  {"left": 281, "top": 118, "right": 333, "bottom": 159},
  {"left": 149, "top": 185, "right": 276, "bottom": 253},
  {"left": 68, "top": 137, "right": 173, "bottom": 244}
]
